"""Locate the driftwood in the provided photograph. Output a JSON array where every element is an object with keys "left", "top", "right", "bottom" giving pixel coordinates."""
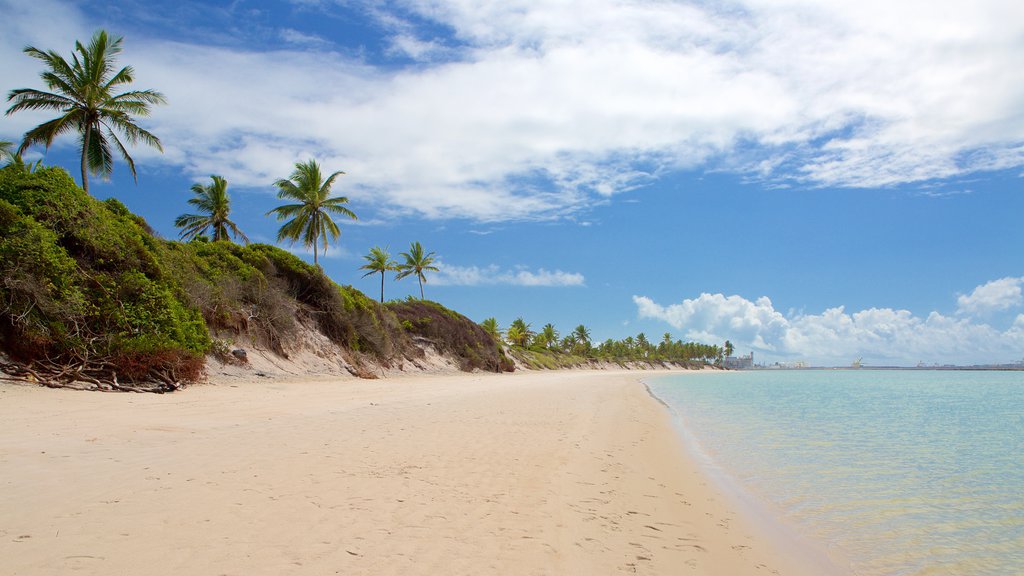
[{"left": 0, "top": 356, "right": 183, "bottom": 393}]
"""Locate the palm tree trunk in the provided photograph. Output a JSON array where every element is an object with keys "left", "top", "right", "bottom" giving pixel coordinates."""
[
  {"left": 418, "top": 276, "right": 424, "bottom": 300},
  {"left": 313, "top": 230, "right": 319, "bottom": 266},
  {"left": 81, "top": 127, "right": 90, "bottom": 194},
  {"left": 380, "top": 271, "right": 385, "bottom": 303}
]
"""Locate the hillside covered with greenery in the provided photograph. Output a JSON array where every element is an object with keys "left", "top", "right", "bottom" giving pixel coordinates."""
[{"left": 0, "top": 165, "right": 503, "bottom": 391}]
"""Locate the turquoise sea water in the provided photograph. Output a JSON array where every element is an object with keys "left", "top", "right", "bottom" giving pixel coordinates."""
[{"left": 648, "top": 370, "right": 1024, "bottom": 576}]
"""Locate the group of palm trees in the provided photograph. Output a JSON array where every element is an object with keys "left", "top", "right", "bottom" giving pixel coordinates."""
[
  {"left": 482, "top": 318, "right": 594, "bottom": 356},
  {"left": 3, "top": 29, "right": 441, "bottom": 302},
  {"left": 483, "top": 317, "right": 726, "bottom": 365},
  {"left": 175, "top": 164, "right": 439, "bottom": 301}
]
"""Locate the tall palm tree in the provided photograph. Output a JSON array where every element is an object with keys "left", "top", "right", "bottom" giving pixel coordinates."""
[
  {"left": 5, "top": 30, "right": 166, "bottom": 195},
  {"left": 174, "top": 175, "right": 248, "bottom": 243},
  {"left": 360, "top": 246, "right": 397, "bottom": 303},
  {"left": 267, "top": 159, "right": 357, "bottom": 266},
  {"left": 395, "top": 241, "right": 439, "bottom": 300}
]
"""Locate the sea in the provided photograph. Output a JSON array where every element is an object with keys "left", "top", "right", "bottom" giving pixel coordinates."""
[{"left": 647, "top": 369, "right": 1024, "bottom": 576}]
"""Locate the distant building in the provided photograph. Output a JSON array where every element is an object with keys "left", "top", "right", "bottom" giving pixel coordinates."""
[{"left": 724, "top": 352, "right": 754, "bottom": 369}]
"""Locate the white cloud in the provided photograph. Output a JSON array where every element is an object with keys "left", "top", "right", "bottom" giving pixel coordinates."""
[
  {"left": 956, "top": 277, "right": 1024, "bottom": 316},
  {"left": 3, "top": 0, "right": 1023, "bottom": 220},
  {"left": 279, "top": 28, "right": 331, "bottom": 48},
  {"left": 635, "top": 280, "right": 1024, "bottom": 365},
  {"left": 433, "top": 263, "right": 584, "bottom": 287}
]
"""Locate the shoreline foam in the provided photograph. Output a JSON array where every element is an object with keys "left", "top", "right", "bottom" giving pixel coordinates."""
[{"left": 2, "top": 369, "right": 827, "bottom": 575}]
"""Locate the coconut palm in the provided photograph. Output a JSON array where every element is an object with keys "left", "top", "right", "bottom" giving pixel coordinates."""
[
  {"left": 174, "top": 175, "right": 248, "bottom": 243},
  {"left": 267, "top": 159, "right": 356, "bottom": 266},
  {"left": 480, "top": 317, "right": 501, "bottom": 340},
  {"left": 360, "top": 246, "right": 397, "bottom": 303},
  {"left": 5, "top": 30, "right": 166, "bottom": 195},
  {"left": 395, "top": 241, "right": 439, "bottom": 300},
  {"left": 506, "top": 317, "right": 533, "bottom": 348},
  {"left": 572, "top": 324, "right": 592, "bottom": 352},
  {"left": 539, "top": 323, "right": 559, "bottom": 350}
]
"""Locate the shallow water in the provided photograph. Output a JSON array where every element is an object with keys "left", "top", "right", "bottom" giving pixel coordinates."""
[{"left": 648, "top": 370, "right": 1024, "bottom": 576}]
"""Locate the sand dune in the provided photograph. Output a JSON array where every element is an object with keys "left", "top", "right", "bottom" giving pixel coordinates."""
[{"left": 0, "top": 370, "right": 829, "bottom": 575}]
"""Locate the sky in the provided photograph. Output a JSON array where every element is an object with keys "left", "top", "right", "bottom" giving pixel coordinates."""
[{"left": 1, "top": 0, "right": 1022, "bottom": 367}]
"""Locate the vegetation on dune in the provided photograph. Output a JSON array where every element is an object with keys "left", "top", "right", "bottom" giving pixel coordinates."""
[
  {"left": 0, "top": 166, "right": 498, "bottom": 391},
  {"left": 388, "top": 298, "right": 513, "bottom": 372},
  {"left": 5, "top": 30, "right": 166, "bottom": 195},
  {"left": 0, "top": 166, "right": 205, "bottom": 391}
]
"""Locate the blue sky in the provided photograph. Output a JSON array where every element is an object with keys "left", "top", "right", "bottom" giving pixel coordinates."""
[{"left": 2, "top": 0, "right": 1023, "bottom": 366}]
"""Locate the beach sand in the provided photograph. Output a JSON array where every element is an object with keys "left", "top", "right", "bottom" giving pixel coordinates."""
[{"left": 0, "top": 370, "right": 826, "bottom": 575}]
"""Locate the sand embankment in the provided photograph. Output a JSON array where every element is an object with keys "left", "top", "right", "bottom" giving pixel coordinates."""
[{"left": 0, "top": 370, "right": 821, "bottom": 575}]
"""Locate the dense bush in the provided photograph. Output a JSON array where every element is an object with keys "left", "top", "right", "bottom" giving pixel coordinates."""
[
  {"left": 0, "top": 166, "right": 207, "bottom": 388},
  {"left": 387, "top": 298, "right": 513, "bottom": 372},
  {"left": 0, "top": 165, "right": 505, "bottom": 390}
]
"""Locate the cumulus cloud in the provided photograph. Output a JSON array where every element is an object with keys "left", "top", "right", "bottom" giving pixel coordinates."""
[
  {"left": 635, "top": 277, "right": 1024, "bottom": 365},
  {"left": 956, "top": 277, "right": 1024, "bottom": 316},
  {"left": 2, "top": 0, "right": 1023, "bottom": 221},
  {"left": 433, "top": 263, "right": 584, "bottom": 287}
]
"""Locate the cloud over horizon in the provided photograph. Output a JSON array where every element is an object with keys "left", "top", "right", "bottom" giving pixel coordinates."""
[
  {"left": 635, "top": 277, "right": 1024, "bottom": 366},
  {"left": 2, "top": 0, "right": 1022, "bottom": 222}
]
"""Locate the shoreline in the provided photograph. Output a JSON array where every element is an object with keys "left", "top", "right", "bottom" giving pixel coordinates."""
[
  {"left": 643, "top": 373, "right": 850, "bottom": 576},
  {"left": 2, "top": 369, "right": 827, "bottom": 575}
]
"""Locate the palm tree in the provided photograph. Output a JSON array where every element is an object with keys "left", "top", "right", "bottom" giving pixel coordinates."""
[
  {"left": 360, "top": 246, "right": 397, "bottom": 303},
  {"left": 480, "top": 318, "right": 501, "bottom": 340},
  {"left": 174, "top": 175, "right": 248, "bottom": 243},
  {"left": 636, "top": 332, "right": 650, "bottom": 358},
  {"left": 267, "top": 159, "right": 356, "bottom": 266},
  {"left": 5, "top": 30, "right": 166, "bottom": 195},
  {"left": 506, "top": 318, "right": 532, "bottom": 348},
  {"left": 395, "top": 241, "right": 439, "bottom": 299},
  {"left": 572, "top": 324, "right": 592, "bottom": 354},
  {"left": 539, "top": 323, "right": 559, "bottom": 350},
  {"left": 724, "top": 340, "right": 735, "bottom": 359}
]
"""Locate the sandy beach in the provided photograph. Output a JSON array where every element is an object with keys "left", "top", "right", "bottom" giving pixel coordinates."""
[{"left": 0, "top": 370, "right": 828, "bottom": 575}]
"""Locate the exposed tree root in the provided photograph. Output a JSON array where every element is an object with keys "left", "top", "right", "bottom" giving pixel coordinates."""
[{"left": 0, "top": 358, "right": 183, "bottom": 393}]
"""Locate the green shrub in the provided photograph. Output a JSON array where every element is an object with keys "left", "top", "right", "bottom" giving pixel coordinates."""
[
  {"left": 387, "top": 299, "right": 507, "bottom": 372},
  {"left": 0, "top": 166, "right": 209, "bottom": 385}
]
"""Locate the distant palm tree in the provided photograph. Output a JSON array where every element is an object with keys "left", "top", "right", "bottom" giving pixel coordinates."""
[
  {"left": 507, "top": 317, "right": 533, "bottom": 348},
  {"left": 360, "top": 246, "right": 397, "bottom": 303},
  {"left": 572, "top": 324, "right": 591, "bottom": 350},
  {"left": 539, "top": 323, "right": 559, "bottom": 350},
  {"left": 174, "top": 175, "right": 248, "bottom": 243},
  {"left": 480, "top": 317, "right": 501, "bottom": 340},
  {"left": 724, "top": 340, "right": 735, "bottom": 358},
  {"left": 395, "top": 241, "right": 439, "bottom": 299},
  {"left": 5, "top": 30, "right": 166, "bottom": 195},
  {"left": 267, "top": 159, "right": 356, "bottom": 266}
]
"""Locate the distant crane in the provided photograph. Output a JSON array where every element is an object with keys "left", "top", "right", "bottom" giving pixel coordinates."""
[{"left": 851, "top": 358, "right": 863, "bottom": 369}]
